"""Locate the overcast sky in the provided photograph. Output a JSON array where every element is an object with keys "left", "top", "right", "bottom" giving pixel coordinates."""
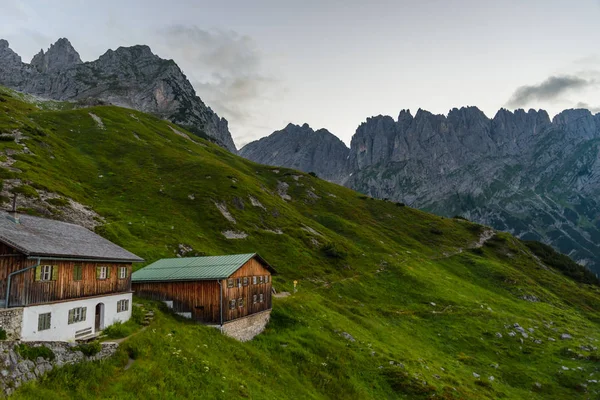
[{"left": 1, "top": 0, "right": 599, "bottom": 148}]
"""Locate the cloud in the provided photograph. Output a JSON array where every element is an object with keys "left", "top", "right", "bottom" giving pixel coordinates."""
[
  {"left": 576, "top": 102, "right": 600, "bottom": 114},
  {"left": 506, "top": 75, "right": 594, "bottom": 108},
  {"left": 153, "top": 25, "right": 283, "bottom": 142}
]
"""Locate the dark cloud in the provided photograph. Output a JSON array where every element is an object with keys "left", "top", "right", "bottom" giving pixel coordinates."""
[
  {"left": 155, "top": 25, "right": 282, "bottom": 133},
  {"left": 506, "top": 75, "right": 593, "bottom": 108},
  {"left": 576, "top": 102, "right": 600, "bottom": 114}
]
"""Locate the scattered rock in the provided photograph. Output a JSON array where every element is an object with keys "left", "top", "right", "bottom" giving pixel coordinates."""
[
  {"left": 489, "top": 376, "right": 495, "bottom": 382},
  {"left": 473, "top": 372, "right": 480, "bottom": 378},
  {"left": 89, "top": 112, "right": 105, "bottom": 129},
  {"left": 214, "top": 201, "right": 236, "bottom": 224},
  {"left": 495, "top": 333, "right": 502, "bottom": 338},
  {"left": 522, "top": 294, "right": 539, "bottom": 302},
  {"left": 277, "top": 181, "right": 291, "bottom": 201},
  {"left": 561, "top": 334, "right": 573, "bottom": 340},
  {"left": 232, "top": 197, "right": 245, "bottom": 210},
  {"left": 340, "top": 332, "right": 355, "bottom": 342},
  {"left": 188, "top": 194, "right": 195, "bottom": 200},
  {"left": 221, "top": 231, "right": 247, "bottom": 239},
  {"left": 248, "top": 195, "right": 266, "bottom": 210},
  {"left": 508, "top": 331, "right": 516, "bottom": 337},
  {"left": 548, "top": 337, "right": 556, "bottom": 342}
]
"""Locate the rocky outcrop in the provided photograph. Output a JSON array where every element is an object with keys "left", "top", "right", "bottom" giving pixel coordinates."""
[
  {"left": 239, "top": 123, "right": 350, "bottom": 182},
  {"left": 240, "top": 106, "right": 600, "bottom": 273},
  {"left": 0, "top": 39, "right": 236, "bottom": 152},
  {"left": 0, "top": 341, "right": 118, "bottom": 396}
]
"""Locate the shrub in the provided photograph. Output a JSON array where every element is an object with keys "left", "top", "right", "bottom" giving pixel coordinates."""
[
  {"left": 0, "top": 135, "right": 15, "bottom": 142},
  {"left": 453, "top": 215, "right": 469, "bottom": 221},
  {"left": 308, "top": 172, "right": 318, "bottom": 178},
  {"left": 102, "top": 321, "right": 132, "bottom": 339},
  {"left": 73, "top": 341, "right": 102, "bottom": 357},
  {"left": 0, "top": 328, "right": 6, "bottom": 340},
  {"left": 320, "top": 242, "right": 348, "bottom": 259},
  {"left": 429, "top": 228, "right": 443, "bottom": 235},
  {"left": 523, "top": 240, "right": 600, "bottom": 286},
  {"left": 395, "top": 202, "right": 405, "bottom": 207},
  {"left": 46, "top": 197, "right": 69, "bottom": 207},
  {"left": 16, "top": 343, "right": 55, "bottom": 361},
  {"left": 124, "top": 343, "right": 141, "bottom": 360},
  {"left": 10, "top": 184, "right": 39, "bottom": 199}
]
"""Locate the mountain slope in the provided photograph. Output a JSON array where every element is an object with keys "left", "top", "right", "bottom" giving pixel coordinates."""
[
  {"left": 241, "top": 107, "right": 600, "bottom": 274},
  {"left": 1, "top": 87, "right": 599, "bottom": 399},
  {"left": 0, "top": 38, "right": 236, "bottom": 152}
]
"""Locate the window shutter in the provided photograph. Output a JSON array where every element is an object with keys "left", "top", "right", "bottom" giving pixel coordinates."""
[
  {"left": 106, "top": 267, "right": 111, "bottom": 279},
  {"left": 68, "top": 309, "right": 74, "bottom": 324},
  {"left": 35, "top": 266, "right": 41, "bottom": 281},
  {"left": 82, "top": 307, "right": 87, "bottom": 321},
  {"left": 51, "top": 266, "right": 58, "bottom": 281},
  {"left": 96, "top": 266, "right": 101, "bottom": 279}
]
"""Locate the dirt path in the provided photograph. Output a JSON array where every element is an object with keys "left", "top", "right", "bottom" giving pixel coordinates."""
[{"left": 432, "top": 229, "right": 495, "bottom": 260}]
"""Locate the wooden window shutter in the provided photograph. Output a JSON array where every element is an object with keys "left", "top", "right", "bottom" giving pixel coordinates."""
[
  {"left": 51, "top": 266, "right": 58, "bottom": 281},
  {"left": 68, "top": 309, "right": 74, "bottom": 324},
  {"left": 82, "top": 307, "right": 87, "bottom": 321},
  {"left": 35, "top": 266, "right": 41, "bottom": 281},
  {"left": 106, "top": 267, "right": 111, "bottom": 279},
  {"left": 96, "top": 266, "right": 101, "bottom": 279}
]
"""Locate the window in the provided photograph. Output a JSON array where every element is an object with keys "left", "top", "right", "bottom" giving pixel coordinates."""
[
  {"left": 119, "top": 266, "right": 128, "bottom": 279},
  {"left": 68, "top": 307, "right": 87, "bottom": 324},
  {"left": 259, "top": 293, "right": 264, "bottom": 303},
  {"left": 242, "top": 277, "right": 249, "bottom": 286},
  {"left": 229, "top": 299, "right": 236, "bottom": 310},
  {"left": 252, "top": 294, "right": 257, "bottom": 304},
  {"left": 238, "top": 298, "right": 244, "bottom": 308},
  {"left": 35, "top": 265, "right": 56, "bottom": 282},
  {"left": 38, "top": 313, "right": 51, "bottom": 331},
  {"left": 259, "top": 276, "right": 264, "bottom": 284},
  {"left": 117, "top": 299, "right": 129, "bottom": 313},
  {"left": 236, "top": 278, "right": 241, "bottom": 288},
  {"left": 227, "top": 279, "right": 234, "bottom": 288},
  {"left": 73, "top": 265, "right": 82, "bottom": 281},
  {"left": 265, "top": 275, "right": 270, "bottom": 283},
  {"left": 252, "top": 276, "right": 257, "bottom": 285},
  {"left": 96, "top": 266, "right": 110, "bottom": 280}
]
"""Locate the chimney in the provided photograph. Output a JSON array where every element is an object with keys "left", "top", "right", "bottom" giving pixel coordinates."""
[{"left": 7, "top": 194, "right": 19, "bottom": 224}]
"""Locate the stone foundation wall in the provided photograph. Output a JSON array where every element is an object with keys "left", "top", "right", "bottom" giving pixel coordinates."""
[
  {"left": 221, "top": 310, "right": 271, "bottom": 342},
  {"left": 0, "top": 308, "right": 23, "bottom": 340},
  {"left": 0, "top": 341, "right": 118, "bottom": 396}
]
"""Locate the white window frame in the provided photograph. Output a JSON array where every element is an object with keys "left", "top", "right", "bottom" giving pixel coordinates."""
[
  {"left": 41, "top": 265, "right": 53, "bottom": 281},
  {"left": 98, "top": 266, "right": 107, "bottom": 280},
  {"left": 259, "top": 293, "right": 264, "bottom": 303},
  {"left": 69, "top": 307, "right": 86, "bottom": 324},
  {"left": 117, "top": 299, "right": 129, "bottom": 313},
  {"left": 252, "top": 276, "right": 257, "bottom": 285},
  {"left": 38, "top": 313, "right": 51, "bottom": 331},
  {"left": 119, "top": 266, "right": 127, "bottom": 279}
]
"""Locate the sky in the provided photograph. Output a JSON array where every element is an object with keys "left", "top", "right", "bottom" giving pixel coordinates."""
[{"left": 1, "top": 0, "right": 600, "bottom": 148}]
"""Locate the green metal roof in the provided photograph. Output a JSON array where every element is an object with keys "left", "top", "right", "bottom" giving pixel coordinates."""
[{"left": 132, "top": 253, "right": 276, "bottom": 282}]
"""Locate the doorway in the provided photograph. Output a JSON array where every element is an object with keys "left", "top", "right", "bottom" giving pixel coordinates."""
[{"left": 95, "top": 303, "right": 105, "bottom": 332}]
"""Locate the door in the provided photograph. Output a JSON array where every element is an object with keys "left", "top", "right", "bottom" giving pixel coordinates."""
[{"left": 95, "top": 303, "right": 104, "bottom": 332}]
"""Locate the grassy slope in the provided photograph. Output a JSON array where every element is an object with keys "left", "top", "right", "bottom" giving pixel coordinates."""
[{"left": 0, "top": 87, "right": 599, "bottom": 399}]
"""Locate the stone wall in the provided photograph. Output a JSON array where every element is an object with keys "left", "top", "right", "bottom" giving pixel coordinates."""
[
  {"left": 0, "top": 308, "right": 23, "bottom": 340},
  {"left": 0, "top": 340, "right": 118, "bottom": 396},
  {"left": 220, "top": 309, "right": 271, "bottom": 342}
]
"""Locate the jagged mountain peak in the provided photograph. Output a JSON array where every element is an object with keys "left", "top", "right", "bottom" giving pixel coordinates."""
[
  {"left": 30, "top": 37, "right": 81, "bottom": 73},
  {"left": 0, "top": 39, "right": 9, "bottom": 49},
  {"left": 0, "top": 38, "right": 236, "bottom": 152}
]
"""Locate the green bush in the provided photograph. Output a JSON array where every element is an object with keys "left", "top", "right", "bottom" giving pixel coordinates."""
[
  {"left": 16, "top": 343, "right": 55, "bottom": 361},
  {"left": 320, "top": 242, "right": 348, "bottom": 259},
  {"left": 10, "top": 184, "right": 39, "bottom": 199},
  {"left": 46, "top": 197, "right": 69, "bottom": 207},
  {"left": 73, "top": 341, "right": 102, "bottom": 357},
  {"left": 524, "top": 240, "right": 599, "bottom": 285},
  {"left": 308, "top": 172, "right": 318, "bottom": 178},
  {"left": 0, "top": 328, "right": 6, "bottom": 340},
  {"left": 396, "top": 202, "right": 406, "bottom": 207}
]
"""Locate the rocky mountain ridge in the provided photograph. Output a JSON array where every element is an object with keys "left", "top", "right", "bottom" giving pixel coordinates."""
[
  {"left": 241, "top": 106, "right": 600, "bottom": 273},
  {"left": 0, "top": 38, "right": 236, "bottom": 152}
]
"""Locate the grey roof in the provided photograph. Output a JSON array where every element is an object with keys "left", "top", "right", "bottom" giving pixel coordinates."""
[
  {"left": 132, "top": 253, "right": 276, "bottom": 282},
  {"left": 0, "top": 211, "right": 143, "bottom": 262}
]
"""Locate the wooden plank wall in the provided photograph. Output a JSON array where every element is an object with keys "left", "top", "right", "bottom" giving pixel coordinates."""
[
  {"left": 0, "top": 243, "right": 27, "bottom": 300},
  {"left": 6, "top": 261, "right": 132, "bottom": 307},
  {"left": 132, "top": 281, "right": 220, "bottom": 323},
  {"left": 223, "top": 258, "right": 272, "bottom": 322}
]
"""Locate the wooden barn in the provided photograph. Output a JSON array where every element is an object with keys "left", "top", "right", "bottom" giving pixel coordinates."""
[
  {"left": 131, "top": 253, "right": 276, "bottom": 325},
  {"left": 0, "top": 210, "right": 143, "bottom": 341}
]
